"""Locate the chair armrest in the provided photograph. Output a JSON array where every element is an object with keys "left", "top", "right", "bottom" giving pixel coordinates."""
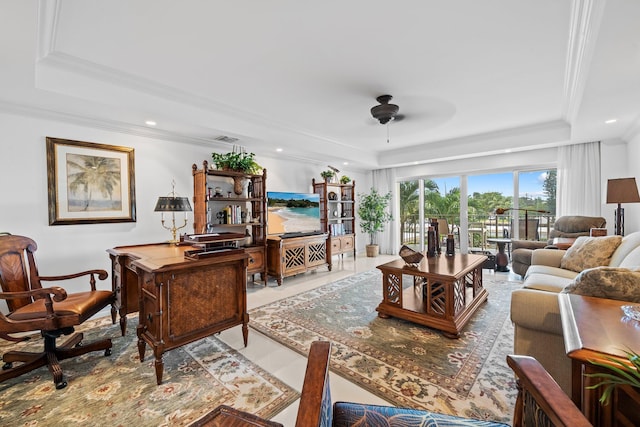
[
  {"left": 0, "top": 286, "right": 67, "bottom": 303},
  {"left": 295, "top": 341, "right": 333, "bottom": 427},
  {"left": 507, "top": 355, "right": 590, "bottom": 427},
  {"left": 39, "top": 269, "right": 108, "bottom": 291},
  {"left": 531, "top": 249, "right": 566, "bottom": 268},
  {"left": 511, "top": 240, "right": 547, "bottom": 251}
]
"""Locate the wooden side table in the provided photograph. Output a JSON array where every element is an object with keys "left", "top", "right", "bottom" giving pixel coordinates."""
[
  {"left": 559, "top": 293, "right": 640, "bottom": 427},
  {"left": 552, "top": 237, "right": 576, "bottom": 250}
]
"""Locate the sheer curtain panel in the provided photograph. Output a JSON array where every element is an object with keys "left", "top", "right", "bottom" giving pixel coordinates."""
[{"left": 556, "top": 141, "right": 601, "bottom": 216}]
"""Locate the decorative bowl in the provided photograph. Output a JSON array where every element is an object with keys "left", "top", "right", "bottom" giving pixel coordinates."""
[
  {"left": 399, "top": 245, "right": 424, "bottom": 267},
  {"left": 621, "top": 305, "right": 640, "bottom": 321}
]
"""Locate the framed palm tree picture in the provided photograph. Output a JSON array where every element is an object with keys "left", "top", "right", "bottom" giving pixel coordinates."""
[{"left": 46, "top": 137, "right": 136, "bottom": 225}]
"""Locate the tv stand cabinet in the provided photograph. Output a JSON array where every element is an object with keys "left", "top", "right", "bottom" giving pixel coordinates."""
[{"left": 266, "top": 234, "right": 330, "bottom": 285}]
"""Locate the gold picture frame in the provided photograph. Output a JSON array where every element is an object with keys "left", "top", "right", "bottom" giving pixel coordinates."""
[{"left": 46, "top": 137, "right": 136, "bottom": 225}]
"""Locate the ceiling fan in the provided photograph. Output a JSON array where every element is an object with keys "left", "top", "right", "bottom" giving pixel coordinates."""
[{"left": 370, "top": 95, "right": 405, "bottom": 124}]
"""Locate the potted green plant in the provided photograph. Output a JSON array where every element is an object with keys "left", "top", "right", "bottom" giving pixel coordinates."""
[
  {"left": 211, "top": 146, "right": 262, "bottom": 175},
  {"left": 211, "top": 146, "right": 262, "bottom": 195},
  {"left": 358, "top": 188, "right": 393, "bottom": 257},
  {"left": 320, "top": 170, "right": 335, "bottom": 182},
  {"left": 340, "top": 175, "right": 351, "bottom": 184},
  {"left": 586, "top": 348, "right": 640, "bottom": 405}
]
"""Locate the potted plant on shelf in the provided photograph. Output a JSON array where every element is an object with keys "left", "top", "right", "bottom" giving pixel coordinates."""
[
  {"left": 358, "top": 188, "right": 392, "bottom": 257},
  {"left": 320, "top": 170, "right": 335, "bottom": 182},
  {"left": 340, "top": 175, "right": 351, "bottom": 184},
  {"left": 211, "top": 146, "right": 263, "bottom": 195},
  {"left": 211, "top": 147, "right": 262, "bottom": 174}
]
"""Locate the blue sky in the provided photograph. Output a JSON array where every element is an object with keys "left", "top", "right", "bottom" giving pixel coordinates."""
[{"left": 431, "top": 170, "right": 551, "bottom": 199}]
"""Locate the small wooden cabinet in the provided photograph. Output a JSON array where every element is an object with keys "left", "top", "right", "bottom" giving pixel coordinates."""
[
  {"left": 192, "top": 161, "right": 267, "bottom": 282},
  {"left": 312, "top": 179, "right": 356, "bottom": 259},
  {"left": 266, "top": 234, "right": 330, "bottom": 285}
]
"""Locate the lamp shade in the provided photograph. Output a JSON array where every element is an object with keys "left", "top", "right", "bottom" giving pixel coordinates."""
[
  {"left": 154, "top": 196, "right": 192, "bottom": 212},
  {"left": 606, "top": 178, "right": 640, "bottom": 204}
]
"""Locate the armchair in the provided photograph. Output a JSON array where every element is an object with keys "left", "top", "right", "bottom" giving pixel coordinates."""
[
  {"left": 0, "top": 234, "right": 115, "bottom": 389},
  {"left": 511, "top": 215, "right": 606, "bottom": 277}
]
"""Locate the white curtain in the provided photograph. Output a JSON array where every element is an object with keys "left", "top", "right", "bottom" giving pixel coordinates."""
[
  {"left": 372, "top": 168, "right": 398, "bottom": 255},
  {"left": 556, "top": 141, "right": 601, "bottom": 216}
]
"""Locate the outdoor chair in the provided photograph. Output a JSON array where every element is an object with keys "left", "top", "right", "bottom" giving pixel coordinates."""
[{"left": 0, "top": 234, "right": 115, "bottom": 389}]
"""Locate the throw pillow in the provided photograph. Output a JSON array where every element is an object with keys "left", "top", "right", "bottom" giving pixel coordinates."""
[
  {"left": 562, "top": 266, "right": 640, "bottom": 303},
  {"left": 560, "top": 235, "right": 623, "bottom": 272}
]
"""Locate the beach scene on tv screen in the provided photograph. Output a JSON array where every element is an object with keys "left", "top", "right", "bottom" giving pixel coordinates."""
[{"left": 267, "top": 192, "right": 320, "bottom": 234}]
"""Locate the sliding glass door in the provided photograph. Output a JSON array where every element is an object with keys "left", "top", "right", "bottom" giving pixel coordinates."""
[{"left": 399, "top": 169, "right": 556, "bottom": 253}]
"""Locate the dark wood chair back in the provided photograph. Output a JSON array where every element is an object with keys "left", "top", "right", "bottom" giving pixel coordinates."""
[{"left": 0, "top": 234, "right": 42, "bottom": 312}]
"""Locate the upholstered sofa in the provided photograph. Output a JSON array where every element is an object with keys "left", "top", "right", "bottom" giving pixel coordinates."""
[
  {"left": 511, "top": 215, "right": 607, "bottom": 277},
  {"left": 510, "top": 231, "right": 640, "bottom": 394}
]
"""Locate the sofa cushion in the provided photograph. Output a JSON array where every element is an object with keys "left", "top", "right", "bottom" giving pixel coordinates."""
[
  {"left": 562, "top": 266, "right": 640, "bottom": 303},
  {"left": 619, "top": 246, "right": 640, "bottom": 269},
  {"left": 523, "top": 271, "right": 575, "bottom": 293},
  {"left": 610, "top": 231, "right": 640, "bottom": 267},
  {"left": 560, "top": 235, "right": 622, "bottom": 272},
  {"left": 525, "top": 265, "right": 580, "bottom": 280}
]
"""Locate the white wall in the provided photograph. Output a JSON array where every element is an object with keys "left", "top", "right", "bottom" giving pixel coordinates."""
[
  {"left": 622, "top": 135, "right": 640, "bottom": 233},
  {"left": 0, "top": 112, "right": 369, "bottom": 302}
]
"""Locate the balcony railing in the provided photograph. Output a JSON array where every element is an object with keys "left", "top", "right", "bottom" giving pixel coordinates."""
[{"left": 401, "top": 213, "right": 556, "bottom": 251}]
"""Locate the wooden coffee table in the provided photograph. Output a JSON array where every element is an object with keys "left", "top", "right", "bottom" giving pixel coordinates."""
[{"left": 376, "top": 253, "right": 488, "bottom": 338}]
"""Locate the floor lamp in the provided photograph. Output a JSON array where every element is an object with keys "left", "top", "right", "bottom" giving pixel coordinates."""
[{"left": 606, "top": 177, "right": 640, "bottom": 236}]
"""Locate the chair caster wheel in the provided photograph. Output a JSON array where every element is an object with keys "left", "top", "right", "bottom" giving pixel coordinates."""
[
  {"left": 55, "top": 380, "right": 67, "bottom": 390},
  {"left": 105, "top": 348, "right": 112, "bottom": 356},
  {"left": 2, "top": 362, "right": 12, "bottom": 370}
]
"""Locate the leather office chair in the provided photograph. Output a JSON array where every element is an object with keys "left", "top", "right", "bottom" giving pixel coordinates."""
[{"left": 0, "top": 234, "right": 115, "bottom": 389}]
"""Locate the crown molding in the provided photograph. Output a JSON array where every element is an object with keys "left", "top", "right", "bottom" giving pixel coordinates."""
[{"left": 562, "top": 0, "right": 607, "bottom": 123}]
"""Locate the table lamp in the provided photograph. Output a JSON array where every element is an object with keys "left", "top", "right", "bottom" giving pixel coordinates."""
[
  {"left": 154, "top": 182, "right": 192, "bottom": 244},
  {"left": 606, "top": 177, "right": 640, "bottom": 236}
]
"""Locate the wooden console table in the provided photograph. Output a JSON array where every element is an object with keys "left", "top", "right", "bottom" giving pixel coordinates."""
[
  {"left": 107, "top": 243, "right": 249, "bottom": 385},
  {"left": 266, "top": 234, "right": 330, "bottom": 285},
  {"left": 376, "top": 253, "right": 487, "bottom": 338},
  {"left": 559, "top": 293, "right": 640, "bottom": 426}
]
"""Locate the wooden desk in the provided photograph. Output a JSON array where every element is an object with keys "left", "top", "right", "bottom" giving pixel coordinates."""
[
  {"left": 376, "top": 254, "right": 487, "bottom": 338},
  {"left": 559, "top": 293, "right": 640, "bottom": 426},
  {"left": 107, "top": 243, "right": 249, "bottom": 385}
]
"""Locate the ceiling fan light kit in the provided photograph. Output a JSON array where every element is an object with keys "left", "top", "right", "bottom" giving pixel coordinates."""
[{"left": 370, "top": 95, "right": 399, "bottom": 124}]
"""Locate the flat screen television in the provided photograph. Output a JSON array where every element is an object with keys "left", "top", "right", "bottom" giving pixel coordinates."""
[{"left": 267, "top": 191, "right": 321, "bottom": 235}]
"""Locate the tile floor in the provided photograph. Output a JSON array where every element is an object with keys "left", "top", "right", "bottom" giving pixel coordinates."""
[{"left": 217, "top": 253, "right": 521, "bottom": 425}]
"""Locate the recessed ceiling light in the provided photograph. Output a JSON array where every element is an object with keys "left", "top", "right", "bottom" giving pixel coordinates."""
[
  {"left": 145, "top": 120, "right": 157, "bottom": 126},
  {"left": 276, "top": 148, "right": 283, "bottom": 152},
  {"left": 605, "top": 119, "right": 617, "bottom": 124},
  {"left": 343, "top": 162, "right": 349, "bottom": 165}
]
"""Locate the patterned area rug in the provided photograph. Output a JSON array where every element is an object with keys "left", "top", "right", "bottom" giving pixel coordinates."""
[
  {"left": 249, "top": 269, "right": 523, "bottom": 424},
  {"left": 0, "top": 316, "right": 298, "bottom": 426}
]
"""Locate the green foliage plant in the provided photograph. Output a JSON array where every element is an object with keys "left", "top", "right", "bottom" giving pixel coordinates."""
[
  {"left": 340, "top": 175, "right": 351, "bottom": 184},
  {"left": 211, "top": 146, "right": 262, "bottom": 174},
  {"left": 320, "top": 170, "right": 335, "bottom": 181},
  {"left": 358, "top": 188, "right": 393, "bottom": 246},
  {"left": 585, "top": 348, "right": 640, "bottom": 405}
]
